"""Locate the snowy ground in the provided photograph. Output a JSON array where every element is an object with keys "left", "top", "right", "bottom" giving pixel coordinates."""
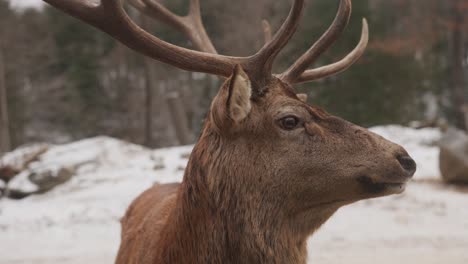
[{"left": 1, "top": 126, "right": 467, "bottom": 264}]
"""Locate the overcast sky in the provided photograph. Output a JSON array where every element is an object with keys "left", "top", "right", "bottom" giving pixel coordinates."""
[{"left": 9, "top": 0, "right": 44, "bottom": 9}]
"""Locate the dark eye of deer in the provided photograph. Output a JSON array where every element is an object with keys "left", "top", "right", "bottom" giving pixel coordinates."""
[{"left": 280, "top": 116, "right": 299, "bottom": 130}]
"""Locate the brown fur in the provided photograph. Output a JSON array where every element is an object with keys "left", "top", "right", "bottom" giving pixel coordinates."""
[{"left": 116, "top": 75, "right": 415, "bottom": 264}]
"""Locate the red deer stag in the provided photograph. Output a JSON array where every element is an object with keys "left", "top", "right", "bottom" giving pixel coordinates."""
[{"left": 43, "top": 0, "right": 417, "bottom": 263}]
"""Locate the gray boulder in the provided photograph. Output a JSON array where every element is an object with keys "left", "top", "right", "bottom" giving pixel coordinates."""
[
  {"left": 28, "top": 167, "right": 74, "bottom": 194},
  {"left": 439, "top": 128, "right": 468, "bottom": 184}
]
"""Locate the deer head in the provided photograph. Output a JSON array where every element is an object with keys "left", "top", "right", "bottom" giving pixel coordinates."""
[
  {"left": 201, "top": 66, "right": 416, "bottom": 236},
  {"left": 44, "top": 0, "right": 416, "bottom": 262}
]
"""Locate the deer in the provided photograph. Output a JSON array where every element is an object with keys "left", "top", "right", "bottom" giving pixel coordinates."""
[{"left": 43, "top": 0, "right": 417, "bottom": 263}]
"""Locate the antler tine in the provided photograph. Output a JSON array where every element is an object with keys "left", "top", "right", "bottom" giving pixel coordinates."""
[
  {"left": 42, "top": 0, "right": 101, "bottom": 24},
  {"left": 185, "top": 0, "right": 217, "bottom": 53},
  {"left": 281, "top": 0, "right": 353, "bottom": 84},
  {"left": 295, "top": 19, "right": 368, "bottom": 84},
  {"left": 188, "top": 0, "right": 201, "bottom": 18},
  {"left": 128, "top": 0, "right": 184, "bottom": 32},
  {"left": 262, "top": 20, "right": 272, "bottom": 44},
  {"left": 44, "top": 0, "right": 240, "bottom": 77},
  {"left": 129, "top": 0, "right": 217, "bottom": 54},
  {"left": 249, "top": 0, "right": 305, "bottom": 79}
]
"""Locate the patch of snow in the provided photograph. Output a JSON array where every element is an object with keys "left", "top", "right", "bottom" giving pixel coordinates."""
[
  {"left": 1, "top": 126, "right": 466, "bottom": 264},
  {"left": 8, "top": 0, "right": 43, "bottom": 10},
  {"left": 0, "top": 143, "right": 48, "bottom": 169}
]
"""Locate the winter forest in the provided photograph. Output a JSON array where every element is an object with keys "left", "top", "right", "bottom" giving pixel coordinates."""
[
  {"left": 0, "top": 0, "right": 467, "bottom": 150},
  {"left": 1, "top": 0, "right": 468, "bottom": 263}
]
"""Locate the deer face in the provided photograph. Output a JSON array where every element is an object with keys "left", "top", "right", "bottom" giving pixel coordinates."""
[{"left": 209, "top": 66, "right": 416, "bottom": 229}]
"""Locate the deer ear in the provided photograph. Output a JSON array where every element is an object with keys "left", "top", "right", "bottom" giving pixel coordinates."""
[
  {"left": 297, "top": 93, "right": 308, "bottom": 103},
  {"left": 211, "top": 65, "right": 252, "bottom": 130},
  {"left": 228, "top": 65, "right": 252, "bottom": 122}
]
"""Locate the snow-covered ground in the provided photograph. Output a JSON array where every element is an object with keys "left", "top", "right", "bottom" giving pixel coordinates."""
[{"left": 1, "top": 126, "right": 467, "bottom": 264}]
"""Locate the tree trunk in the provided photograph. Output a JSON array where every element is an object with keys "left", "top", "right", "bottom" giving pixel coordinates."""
[
  {"left": 141, "top": 16, "right": 155, "bottom": 147},
  {"left": 143, "top": 56, "right": 155, "bottom": 147},
  {"left": 450, "top": 0, "right": 467, "bottom": 130},
  {"left": 167, "top": 93, "right": 194, "bottom": 145},
  {"left": 0, "top": 42, "right": 11, "bottom": 154}
]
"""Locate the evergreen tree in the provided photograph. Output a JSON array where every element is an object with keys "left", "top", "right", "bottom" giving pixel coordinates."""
[{"left": 45, "top": 7, "right": 115, "bottom": 136}]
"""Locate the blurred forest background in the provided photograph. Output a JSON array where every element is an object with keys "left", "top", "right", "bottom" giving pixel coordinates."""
[{"left": 0, "top": 0, "right": 467, "bottom": 151}]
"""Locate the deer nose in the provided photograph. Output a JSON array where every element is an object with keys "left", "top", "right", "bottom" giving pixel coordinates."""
[{"left": 396, "top": 155, "right": 416, "bottom": 177}]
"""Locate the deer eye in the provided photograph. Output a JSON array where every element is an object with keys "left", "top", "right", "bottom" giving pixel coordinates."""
[{"left": 279, "top": 116, "right": 300, "bottom": 130}]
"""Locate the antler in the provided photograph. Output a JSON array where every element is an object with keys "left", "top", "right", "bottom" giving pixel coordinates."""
[
  {"left": 43, "top": 0, "right": 242, "bottom": 77},
  {"left": 128, "top": 0, "right": 217, "bottom": 54},
  {"left": 43, "top": 0, "right": 304, "bottom": 83},
  {"left": 294, "top": 19, "right": 368, "bottom": 83},
  {"left": 280, "top": 0, "right": 369, "bottom": 84},
  {"left": 262, "top": 20, "right": 273, "bottom": 44},
  {"left": 249, "top": 0, "right": 305, "bottom": 80},
  {"left": 43, "top": 0, "right": 366, "bottom": 85}
]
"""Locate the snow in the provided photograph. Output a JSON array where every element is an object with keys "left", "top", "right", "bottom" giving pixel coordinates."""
[
  {"left": 1, "top": 125, "right": 467, "bottom": 264},
  {"left": 8, "top": 0, "right": 44, "bottom": 10}
]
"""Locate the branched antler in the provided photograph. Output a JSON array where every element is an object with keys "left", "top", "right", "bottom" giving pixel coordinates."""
[
  {"left": 43, "top": 0, "right": 304, "bottom": 83},
  {"left": 43, "top": 0, "right": 368, "bottom": 86},
  {"left": 294, "top": 19, "right": 368, "bottom": 83},
  {"left": 281, "top": 0, "right": 368, "bottom": 84},
  {"left": 250, "top": 0, "right": 305, "bottom": 80},
  {"left": 44, "top": 0, "right": 242, "bottom": 77},
  {"left": 128, "top": 0, "right": 217, "bottom": 53}
]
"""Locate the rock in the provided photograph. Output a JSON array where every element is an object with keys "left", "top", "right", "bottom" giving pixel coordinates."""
[
  {"left": 439, "top": 128, "right": 468, "bottom": 184},
  {"left": 29, "top": 167, "right": 74, "bottom": 194},
  {"left": 0, "top": 144, "right": 49, "bottom": 184},
  {"left": 4, "top": 166, "right": 76, "bottom": 200},
  {"left": 0, "top": 166, "right": 17, "bottom": 184}
]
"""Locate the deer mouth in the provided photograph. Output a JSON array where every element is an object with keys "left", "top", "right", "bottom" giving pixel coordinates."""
[{"left": 357, "top": 176, "right": 407, "bottom": 195}]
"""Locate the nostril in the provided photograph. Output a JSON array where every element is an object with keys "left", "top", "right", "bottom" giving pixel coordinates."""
[{"left": 397, "top": 155, "right": 417, "bottom": 176}]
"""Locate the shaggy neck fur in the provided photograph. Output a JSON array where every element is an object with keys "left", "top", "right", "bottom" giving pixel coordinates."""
[{"left": 154, "top": 125, "right": 337, "bottom": 264}]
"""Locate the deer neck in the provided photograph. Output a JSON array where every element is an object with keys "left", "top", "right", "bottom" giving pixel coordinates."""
[
  {"left": 159, "top": 164, "right": 305, "bottom": 262},
  {"left": 157, "top": 131, "right": 338, "bottom": 264}
]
